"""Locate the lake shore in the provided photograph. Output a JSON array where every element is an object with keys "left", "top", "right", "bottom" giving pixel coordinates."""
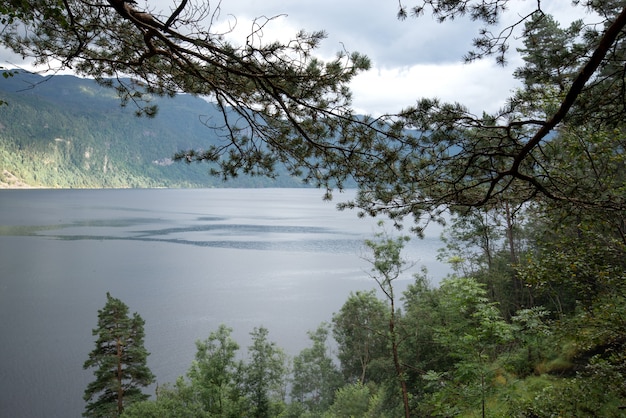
[{"left": 0, "top": 170, "right": 39, "bottom": 188}]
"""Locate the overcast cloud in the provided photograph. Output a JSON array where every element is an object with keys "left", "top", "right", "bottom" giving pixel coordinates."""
[
  {"left": 203, "top": 0, "right": 591, "bottom": 115},
  {"left": 2, "top": 0, "right": 593, "bottom": 115}
]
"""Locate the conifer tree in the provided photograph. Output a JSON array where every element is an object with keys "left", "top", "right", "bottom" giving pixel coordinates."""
[{"left": 83, "top": 293, "right": 154, "bottom": 418}]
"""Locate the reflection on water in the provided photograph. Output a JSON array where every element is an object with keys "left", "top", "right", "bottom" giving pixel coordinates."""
[
  {"left": 1, "top": 215, "right": 365, "bottom": 252},
  {"left": 0, "top": 188, "right": 448, "bottom": 418}
]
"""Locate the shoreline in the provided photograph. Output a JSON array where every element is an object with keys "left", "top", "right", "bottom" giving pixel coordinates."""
[{"left": 0, "top": 170, "right": 39, "bottom": 189}]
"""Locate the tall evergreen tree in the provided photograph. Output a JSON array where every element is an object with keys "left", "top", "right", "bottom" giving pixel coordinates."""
[{"left": 83, "top": 293, "right": 154, "bottom": 418}]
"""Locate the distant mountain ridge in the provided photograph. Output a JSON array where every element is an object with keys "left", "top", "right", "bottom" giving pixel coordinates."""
[{"left": 0, "top": 71, "right": 306, "bottom": 188}]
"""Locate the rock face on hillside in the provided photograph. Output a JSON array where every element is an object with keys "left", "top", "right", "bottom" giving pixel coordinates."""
[
  {"left": 0, "top": 71, "right": 304, "bottom": 188},
  {"left": 0, "top": 169, "right": 36, "bottom": 188}
]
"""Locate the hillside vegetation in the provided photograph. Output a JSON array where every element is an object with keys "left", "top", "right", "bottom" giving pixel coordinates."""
[{"left": 0, "top": 71, "right": 304, "bottom": 188}]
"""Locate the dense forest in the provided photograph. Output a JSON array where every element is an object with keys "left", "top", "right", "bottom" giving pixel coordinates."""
[{"left": 0, "top": 72, "right": 305, "bottom": 188}]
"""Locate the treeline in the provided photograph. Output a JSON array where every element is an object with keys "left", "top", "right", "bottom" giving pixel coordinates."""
[
  {"left": 85, "top": 195, "right": 626, "bottom": 417},
  {"left": 0, "top": 72, "right": 306, "bottom": 188}
]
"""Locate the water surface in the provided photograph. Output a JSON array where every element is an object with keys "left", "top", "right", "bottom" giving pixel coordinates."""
[{"left": 0, "top": 188, "right": 447, "bottom": 417}]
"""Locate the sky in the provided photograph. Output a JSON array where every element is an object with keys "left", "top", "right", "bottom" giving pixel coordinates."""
[{"left": 1, "top": 0, "right": 592, "bottom": 115}]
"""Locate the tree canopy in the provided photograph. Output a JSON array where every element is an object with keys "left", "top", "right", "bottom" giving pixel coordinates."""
[
  {"left": 83, "top": 293, "right": 154, "bottom": 418},
  {"left": 2, "top": 1, "right": 625, "bottom": 227}
]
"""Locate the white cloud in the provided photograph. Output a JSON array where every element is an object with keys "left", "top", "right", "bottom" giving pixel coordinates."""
[
  {"left": 0, "top": 49, "right": 32, "bottom": 70},
  {"left": 210, "top": 0, "right": 483, "bottom": 65},
  {"left": 350, "top": 59, "right": 521, "bottom": 115}
]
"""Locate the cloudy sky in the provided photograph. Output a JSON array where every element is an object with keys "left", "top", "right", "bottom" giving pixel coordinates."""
[
  {"left": 207, "top": 0, "right": 591, "bottom": 115},
  {"left": 2, "top": 0, "right": 591, "bottom": 115}
]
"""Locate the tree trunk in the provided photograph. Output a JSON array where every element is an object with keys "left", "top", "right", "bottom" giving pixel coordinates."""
[
  {"left": 116, "top": 337, "right": 124, "bottom": 416},
  {"left": 389, "top": 298, "right": 410, "bottom": 418},
  {"left": 504, "top": 200, "right": 528, "bottom": 308}
]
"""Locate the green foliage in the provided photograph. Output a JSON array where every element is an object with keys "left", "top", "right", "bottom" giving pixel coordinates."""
[
  {"left": 364, "top": 223, "right": 411, "bottom": 289},
  {"left": 363, "top": 222, "right": 413, "bottom": 417},
  {"left": 343, "top": 3, "right": 626, "bottom": 230},
  {"left": 420, "top": 277, "right": 514, "bottom": 417},
  {"left": 505, "top": 307, "right": 552, "bottom": 377},
  {"left": 79, "top": 155, "right": 626, "bottom": 418},
  {"left": 109, "top": 210, "right": 626, "bottom": 416},
  {"left": 121, "top": 382, "right": 210, "bottom": 418},
  {"left": 83, "top": 293, "right": 154, "bottom": 418},
  {"left": 0, "top": 72, "right": 311, "bottom": 188},
  {"left": 324, "top": 383, "right": 372, "bottom": 417},
  {"left": 183, "top": 325, "right": 246, "bottom": 417},
  {"left": 437, "top": 202, "right": 530, "bottom": 318},
  {"left": 436, "top": 277, "right": 513, "bottom": 347},
  {"left": 1, "top": 1, "right": 371, "bottom": 190},
  {"left": 242, "top": 326, "right": 289, "bottom": 417},
  {"left": 400, "top": 274, "right": 453, "bottom": 405},
  {"left": 291, "top": 323, "right": 343, "bottom": 414},
  {"left": 519, "top": 216, "right": 626, "bottom": 315},
  {"left": 515, "top": 14, "right": 587, "bottom": 97},
  {"left": 332, "top": 290, "right": 390, "bottom": 384},
  {"left": 504, "top": 367, "right": 626, "bottom": 418}
]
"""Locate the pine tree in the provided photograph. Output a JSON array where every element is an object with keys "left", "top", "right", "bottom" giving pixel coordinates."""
[{"left": 83, "top": 293, "right": 154, "bottom": 418}]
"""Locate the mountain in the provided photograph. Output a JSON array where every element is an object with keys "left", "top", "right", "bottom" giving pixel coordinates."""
[{"left": 0, "top": 71, "right": 306, "bottom": 188}]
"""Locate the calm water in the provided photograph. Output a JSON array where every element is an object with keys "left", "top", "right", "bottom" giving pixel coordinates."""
[{"left": 0, "top": 188, "right": 447, "bottom": 417}]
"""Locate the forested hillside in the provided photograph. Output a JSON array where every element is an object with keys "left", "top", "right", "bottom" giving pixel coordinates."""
[{"left": 0, "top": 71, "right": 304, "bottom": 188}]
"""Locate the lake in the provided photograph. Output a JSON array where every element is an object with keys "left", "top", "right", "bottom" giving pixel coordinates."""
[{"left": 0, "top": 188, "right": 448, "bottom": 417}]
